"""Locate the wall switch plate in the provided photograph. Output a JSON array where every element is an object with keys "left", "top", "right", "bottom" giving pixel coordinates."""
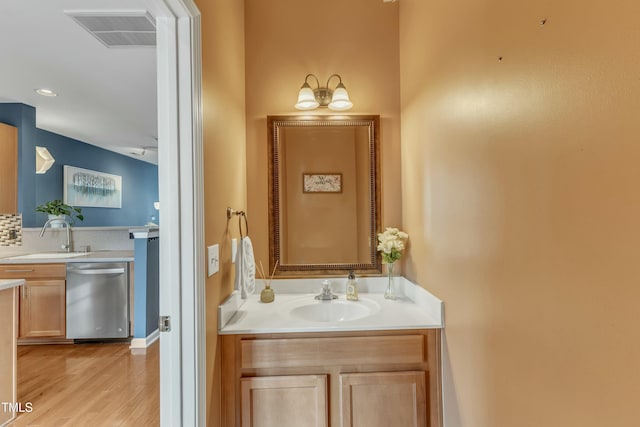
[
  {"left": 231, "top": 238, "right": 237, "bottom": 264},
  {"left": 207, "top": 244, "right": 219, "bottom": 277}
]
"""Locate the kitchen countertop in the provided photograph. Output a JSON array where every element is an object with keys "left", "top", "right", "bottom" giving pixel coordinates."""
[
  {"left": 0, "top": 250, "right": 134, "bottom": 264},
  {"left": 0, "top": 279, "right": 25, "bottom": 291},
  {"left": 218, "top": 276, "right": 443, "bottom": 335}
]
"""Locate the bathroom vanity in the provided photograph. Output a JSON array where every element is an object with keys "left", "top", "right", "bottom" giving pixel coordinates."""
[{"left": 219, "top": 277, "right": 444, "bottom": 427}]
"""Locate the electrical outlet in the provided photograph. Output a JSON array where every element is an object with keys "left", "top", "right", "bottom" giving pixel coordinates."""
[{"left": 207, "top": 244, "right": 219, "bottom": 277}]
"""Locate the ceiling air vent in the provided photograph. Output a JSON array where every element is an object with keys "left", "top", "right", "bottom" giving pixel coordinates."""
[{"left": 66, "top": 11, "right": 156, "bottom": 48}]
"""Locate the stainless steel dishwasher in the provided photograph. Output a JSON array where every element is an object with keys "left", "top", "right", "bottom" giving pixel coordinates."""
[{"left": 66, "top": 262, "right": 129, "bottom": 339}]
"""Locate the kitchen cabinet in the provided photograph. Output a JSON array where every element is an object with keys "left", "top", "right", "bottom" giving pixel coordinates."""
[
  {"left": 0, "top": 283, "right": 19, "bottom": 426},
  {"left": 0, "top": 122, "right": 18, "bottom": 213},
  {"left": 20, "top": 279, "right": 66, "bottom": 339},
  {"left": 221, "top": 329, "right": 442, "bottom": 427},
  {"left": 0, "top": 264, "right": 67, "bottom": 342}
]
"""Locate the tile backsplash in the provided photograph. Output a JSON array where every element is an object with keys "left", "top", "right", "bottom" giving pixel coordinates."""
[
  {"left": 0, "top": 224, "right": 134, "bottom": 257},
  {"left": 0, "top": 214, "right": 22, "bottom": 246}
]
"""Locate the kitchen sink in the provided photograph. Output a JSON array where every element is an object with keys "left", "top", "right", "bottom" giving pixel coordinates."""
[{"left": 5, "top": 252, "right": 90, "bottom": 260}]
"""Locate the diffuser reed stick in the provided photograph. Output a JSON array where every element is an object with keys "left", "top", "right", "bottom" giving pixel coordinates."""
[{"left": 258, "top": 260, "right": 277, "bottom": 303}]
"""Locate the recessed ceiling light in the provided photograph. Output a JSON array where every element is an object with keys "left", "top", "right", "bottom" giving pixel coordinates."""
[{"left": 35, "top": 88, "right": 58, "bottom": 97}]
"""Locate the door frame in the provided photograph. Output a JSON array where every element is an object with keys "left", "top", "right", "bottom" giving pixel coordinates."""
[{"left": 153, "top": 0, "right": 205, "bottom": 425}]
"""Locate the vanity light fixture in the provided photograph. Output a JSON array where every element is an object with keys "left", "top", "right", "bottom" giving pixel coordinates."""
[
  {"left": 35, "top": 88, "right": 58, "bottom": 97},
  {"left": 294, "top": 74, "right": 353, "bottom": 111},
  {"left": 35, "top": 146, "right": 55, "bottom": 174}
]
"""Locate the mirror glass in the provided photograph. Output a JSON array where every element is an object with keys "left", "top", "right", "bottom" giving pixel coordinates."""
[{"left": 268, "top": 115, "right": 381, "bottom": 276}]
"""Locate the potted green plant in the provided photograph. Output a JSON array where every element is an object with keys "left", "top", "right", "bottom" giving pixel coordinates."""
[{"left": 36, "top": 199, "right": 84, "bottom": 226}]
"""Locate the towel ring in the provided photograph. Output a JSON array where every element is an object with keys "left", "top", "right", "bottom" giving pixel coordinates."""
[
  {"left": 238, "top": 212, "right": 248, "bottom": 238},
  {"left": 227, "top": 207, "right": 249, "bottom": 238}
]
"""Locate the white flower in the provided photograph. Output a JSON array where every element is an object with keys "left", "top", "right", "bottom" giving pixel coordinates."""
[{"left": 376, "top": 227, "right": 409, "bottom": 263}]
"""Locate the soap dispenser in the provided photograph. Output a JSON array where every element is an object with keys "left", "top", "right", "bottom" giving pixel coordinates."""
[{"left": 346, "top": 270, "right": 359, "bottom": 301}]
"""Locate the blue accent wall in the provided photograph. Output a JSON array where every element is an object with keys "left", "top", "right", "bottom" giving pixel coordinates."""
[
  {"left": 133, "top": 236, "right": 159, "bottom": 338},
  {"left": 0, "top": 103, "right": 158, "bottom": 227}
]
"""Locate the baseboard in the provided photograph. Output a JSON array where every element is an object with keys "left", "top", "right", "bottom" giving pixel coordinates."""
[
  {"left": 17, "top": 338, "right": 73, "bottom": 345},
  {"left": 129, "top": 329, "right": 159, "bottom": 350}
]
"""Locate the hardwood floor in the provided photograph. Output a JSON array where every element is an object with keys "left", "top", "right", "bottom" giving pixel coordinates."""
[{"left": 6, "top": 342, "right": 159, "bottom": 427}]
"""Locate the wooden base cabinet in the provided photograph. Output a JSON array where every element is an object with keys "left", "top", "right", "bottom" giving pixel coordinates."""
[
  {"left": 341, "top": 371, "right": 426, "bottom": 427},
  {"left": 222, "top": 329, "right": 442, "bottom": 427},
  {"left": 0, "top": 286, "right": 18, "bottom": 426},
  {"left": 240, "top": 375, "right": 328, "bottom": 427},
  {"left": 19, "top": 279, "right": 66, "bottom": 338},
  {"left": 0, "top": 264, "right": 67, "bottom": 342}
]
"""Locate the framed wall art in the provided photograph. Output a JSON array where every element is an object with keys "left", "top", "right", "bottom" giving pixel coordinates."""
[
  {"left": 63, "top": 165, "right": 122, "bottom": 208},
  {"left": 303, "top": 173, "right": 342, "bottom": 193}
]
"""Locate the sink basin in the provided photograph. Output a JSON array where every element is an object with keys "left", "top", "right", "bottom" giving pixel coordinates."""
[
  {"left": 6, "top": 252, "right": 90, "bottom": 260},
  {"left": 289, "top": 298, "right": 380, "bottom": 323}
]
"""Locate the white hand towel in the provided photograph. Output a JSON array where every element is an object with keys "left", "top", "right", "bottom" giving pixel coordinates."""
[
  {"left": 241, "top": 236, "right": 256, "bottom": 297},
  {"left": 233, "top": 236, "right": 256, "bottom": 299},
  {"left": 234, "top": 236, "right": 244, "bottom": 294}
]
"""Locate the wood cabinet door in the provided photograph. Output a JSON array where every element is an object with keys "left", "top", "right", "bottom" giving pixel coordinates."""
[
  {"left": 19, "top": 280, "right": 66, "bottom": 338},
  {"left": 340, "top": 371, "right": 427, "bottom": 427},
  {"left": 0, "top": 287, "right": 17, "bottom": 426},
  {"left": 0, "top": 122, "right": 18, "bottom": 213},
  {"left": 240, "top": 375, "right": 328, "bottom": 427}
]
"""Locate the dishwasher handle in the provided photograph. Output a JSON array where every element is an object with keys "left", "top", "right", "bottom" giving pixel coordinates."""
[{"left": 68, "top": 267, "right": 126, "bottom": 275}]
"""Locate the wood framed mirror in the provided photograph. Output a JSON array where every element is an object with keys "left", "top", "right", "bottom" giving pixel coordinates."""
[{"left": 268, "top": 115, "right": 381, "bottom": 276}]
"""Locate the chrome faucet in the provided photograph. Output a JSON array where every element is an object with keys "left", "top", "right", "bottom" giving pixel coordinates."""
[
  {"left": 39, "top": 218, "right": 72, "bottom": 252},
  {"left": 315, "top": 280, "right": 338, "bottom": 301}
]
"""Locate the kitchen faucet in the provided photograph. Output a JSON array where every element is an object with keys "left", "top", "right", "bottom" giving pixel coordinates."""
[{"left": 39, "top": 218, "right": 72, "bottom": 252}]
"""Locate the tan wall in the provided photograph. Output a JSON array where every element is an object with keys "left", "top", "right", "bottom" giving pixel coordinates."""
[
  {"left": 399, "top": 0, "right": 640, "bottom": 426},
  {"left": 245, "top": 0, "right": 401, "bottom": 269},
  {"left": 196, "top": 1, "right": 246, "bottom": 426}
]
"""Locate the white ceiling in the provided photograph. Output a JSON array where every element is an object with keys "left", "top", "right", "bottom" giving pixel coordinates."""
[{"left": 0, "top": 0, "right": 158, "bottom": 164}]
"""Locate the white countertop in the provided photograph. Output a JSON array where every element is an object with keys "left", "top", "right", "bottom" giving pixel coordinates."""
[
  {"left": 0, "top": 250, "right": 134, "bottom": 264},
  {"left": 129, "top": 227, "right": 159, "bottom": 239},
  {"left": 218, "top": 277, "right": 443, "bottom": 335},
  {"left": 0, "top": 279, "right": 25, "bottom": 291}
]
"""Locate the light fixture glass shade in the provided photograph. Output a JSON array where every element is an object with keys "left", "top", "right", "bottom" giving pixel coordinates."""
[
  {"left": 295, "top": 83, "right": 320, "bottom": 110},
  {"left": 35, "top": 88, "right": 58, "bottom": 97},
  {"left": 35, "top": 146, "right": 55, "bottom": 174},
  {"left": 328, "top": 83, "right": 353, "bottom": 111}
]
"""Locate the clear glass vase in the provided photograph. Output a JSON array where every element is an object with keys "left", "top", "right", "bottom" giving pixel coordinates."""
[{"left": 384, "top": 262, "right": 397, "bottom": 300}]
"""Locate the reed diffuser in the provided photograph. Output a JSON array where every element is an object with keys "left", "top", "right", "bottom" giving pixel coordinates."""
[{"left": 258, "top": 260, "right": 277, "bottom": 303}]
